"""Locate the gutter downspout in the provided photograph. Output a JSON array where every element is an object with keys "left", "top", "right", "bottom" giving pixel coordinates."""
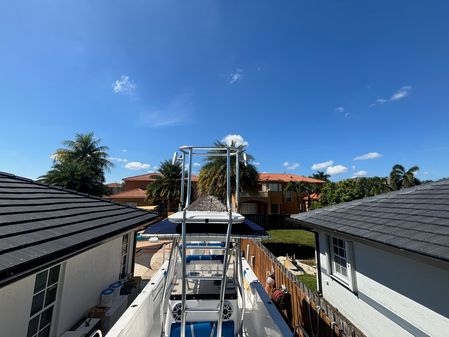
[{"left": 314, "top": 231, "right": 323, "bottom": 295}]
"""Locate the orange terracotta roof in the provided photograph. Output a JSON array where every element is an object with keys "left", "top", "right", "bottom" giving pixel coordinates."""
[
  {"left": 302, "top": 193, "right": 320, "bottom": 200},
  {"left": 104, "top": 188, "right": 147, "bottom": 199},
  {"left": 258, "top": 173, "right": 324, "bottom": 184},
  {"left": 106, "top": 183, "right": 122, "bottom": 187},
  {"left": 123, "top": 173, "right": 162, "bottom": 181},
  {"left": 123, "top": 173, "right": 198, "bottom": 182}
]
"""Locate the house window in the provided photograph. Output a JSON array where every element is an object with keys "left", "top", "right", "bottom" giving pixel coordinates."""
[
  {"left": 268, "top": 183, "right": 280, "bottom": 192},
  {"left": 285, "top": 191, "right": 292, "bottom": 203},
  {"left": 28, "top": 265, "right": 61, "bottom": 337},
  {"left": 329, "top": 236, "right": 356, "bottom": 291},
  {"left": 120, "top": 234, "right": 130, "bottom": 279}
]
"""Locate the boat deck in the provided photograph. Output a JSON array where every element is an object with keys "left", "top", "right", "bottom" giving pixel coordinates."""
[{"left": 169, "top": 277, "right": 237, "bottom": 300}]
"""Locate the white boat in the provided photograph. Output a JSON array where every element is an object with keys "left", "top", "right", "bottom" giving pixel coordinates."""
[{"left": 106, "top": 146, "right": 292, "bottom": 337}]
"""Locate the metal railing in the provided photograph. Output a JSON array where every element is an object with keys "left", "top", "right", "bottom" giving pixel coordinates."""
[{"left": 171, "top": 146, "right": 246, "bottom": 337}]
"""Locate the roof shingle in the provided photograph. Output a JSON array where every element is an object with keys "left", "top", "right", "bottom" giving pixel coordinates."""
[
  {"left": 290, "top": 179, "right": 449, "bottom": 264},
  {"left": 0, "top": 172, "right": 157, "bottom": 285}
]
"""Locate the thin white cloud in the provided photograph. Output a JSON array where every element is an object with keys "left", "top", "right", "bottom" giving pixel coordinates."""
[
  {"left": 352, "top": 170, "right": 368, "bottom": 178},
  {"left": 326, "top": 165, "right": 348, "bottom": 176},
  {"left": 113, "top": 75, "right": 136, "bottom": 94},
  {"left": 222, "top": 134, "right": 248, "bottom": 147},
  {"left": 283, "top": 162, "right": 300, "bottom": 170},
  {"left": 229, "top": 69, "right": 243, "bottom": 84},
  {"left": 390, "top": 86, "right": 412, "bottom": 101},
  {"left": 372, "top": 85, "right": 412, "bottom": 106},
  {"left": 253, "top": 161, "right": 261, "bottom": 166},
  {"left": 354, "top": 152, "right": 382, "bottom": 161},
  {"left": 193, "top": 162, "right": 201, "bottom": 167},
  {"left": 352, "top": 165, "right": 356, "bottom": 171},
  {"left": 142, "top": 90, "right": 194, "bottom": 127},
  {"left": 121, "top": 149, "right": 127, "bottom": 153},
  {"left": 311, "top": 160, "right": 334, "bottom": 170},
  {"left": 335, "top": 107, "right": 345, "bottom": 113},
  {"left": 110, "top": 157, "right": 128, "bottom": 163},
  {"left": 125, "top": 161, "right": 151, "bottom": 170}
]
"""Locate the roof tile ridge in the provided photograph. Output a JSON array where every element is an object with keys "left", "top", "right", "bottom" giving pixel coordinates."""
[{"left": 0, "top": 171, "right": 150, "bottom": 213}]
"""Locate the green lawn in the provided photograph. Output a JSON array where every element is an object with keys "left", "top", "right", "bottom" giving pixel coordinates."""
[
  {"left": 262, "top": 229, "right": 318, "bottom": 292},
  {"left": 262, "top": 229, "right": 316, "bottom": 260},
  {"left": 264, "top": 229, "right": 315, "bottom": 247},
  {"left": 297, "top": 274, "right": 317, "bottom": 292}
]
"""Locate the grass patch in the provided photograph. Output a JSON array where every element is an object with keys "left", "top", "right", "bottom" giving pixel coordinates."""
[
  {"left": 262, "top": 229, "right": 315, "bottom": 259},
  {"left": 297, "top": 274, "right": 317, "bottom": 292},
  {"left": 264, "top": 229, "right": 315, "bottom": 247}
]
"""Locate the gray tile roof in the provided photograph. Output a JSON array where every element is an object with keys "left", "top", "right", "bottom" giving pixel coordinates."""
[
  {"left": 290, "top": 179, "right": 449, "bottom": 263},
  {"left": 0, "top": 172, "right": 157, "bottom": 285}
]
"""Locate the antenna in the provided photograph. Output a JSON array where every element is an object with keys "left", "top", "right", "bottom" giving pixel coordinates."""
[
  {"left": 242, "top": 153, "right": 248, "bottom": 167},
  {"left": 172, "top": 152, "right": 178, "bottom": 165}
]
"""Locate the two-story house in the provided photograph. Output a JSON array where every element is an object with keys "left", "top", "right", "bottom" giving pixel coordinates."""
[
  {"left": 105, "top": 173, "right": 198, "bottom": 208},
  {"left": 239, "top": 173, "right": 324, "bottom": 215}
]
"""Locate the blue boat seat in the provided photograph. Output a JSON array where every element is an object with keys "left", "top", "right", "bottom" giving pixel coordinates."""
[
  {"left": 186, "top": 255, "right": 224, "bottom": 263},
  {"left": 170, "top": 321, "right": 234, "bottom": 337}
]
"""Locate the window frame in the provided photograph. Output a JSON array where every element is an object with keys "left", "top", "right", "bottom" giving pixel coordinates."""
[
  {"left": 120, "top": 233, "right": 131, "bottom": 280},
  {"left": 268, "top": 183, "right": 281, "bottom": 192},
  {"left": 284, "top": 190, "right": 292, "bottom": 203},
  {"left": 328, "top": 236, "right": 357, "bottom": 292},
  {"left": 28, "top": 264, "right": 61, "bottom": 337}
]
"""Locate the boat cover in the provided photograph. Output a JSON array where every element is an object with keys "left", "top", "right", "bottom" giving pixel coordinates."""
[{"left": 143, "top": 218, "right": 268, "bottom": 239}]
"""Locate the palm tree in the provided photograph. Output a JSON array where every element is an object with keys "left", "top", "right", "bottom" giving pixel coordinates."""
[
  {"left": 198, "top": 141, "right": 259, "bottom": 203},
  {"left": 284, "top": 181, "right": 317, "bottom": 212},
  {"left": 389, "top": 164, "right": 421, "bottom": 190},
  {"left": 146, "top": 160, "right": 182, "bottom": 214},
  {"left": 55, "top": 132, "right": 112, "bottom": 183},
  {"left": 310, "top": 171, "right": 330, "bottom": 182},
  {"left": 40, "top": 132, "right": 112, "bottom": 196}
]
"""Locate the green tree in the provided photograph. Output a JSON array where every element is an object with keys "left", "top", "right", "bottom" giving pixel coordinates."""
[
  {"left": 39, "top": 160, "right": 97, "bottom": 193},
  {"left": 389, "top": 164, "right": 421, "bottom": 190},
  {"left": 40, "top": 132, "right": 112, "bottom": 196},
  {"left": 310, "top": 171, "right": 330, "bottom": 182},
  {"left": 284, "top": 181, "right": 321, "bottom": 212},
  {"left": 55, "top": 132, "right": 112, "bottom": 182},
  {"left": 312, "top": 176, "right": 392, "bottom": 209},
  {"left": 198, "top": 141, "right": 259, "bottom": 202},
  {"left": 146, "top": 160, "right": 182, "bottom": 213}
]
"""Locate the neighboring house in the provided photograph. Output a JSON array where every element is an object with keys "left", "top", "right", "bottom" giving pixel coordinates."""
[
  {"left": 239, "top": 173, "right": 324, "bottom": 215},
  {"left": 105, "top": 182, "right": 123, "bottom": 195},
  {"left": 106, "top": 173, "right": 198, "bottom": 207},
  {"left": 290, "top": 180, "right": 449, "bottom": 337},
  {"left": 104, "top": 188, "right": 149, "bottom": 207},
  {"left": 0, "top": 172, "right": 157, "bottom": 337}
]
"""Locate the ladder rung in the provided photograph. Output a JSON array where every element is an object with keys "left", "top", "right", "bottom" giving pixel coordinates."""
[
  {"left": 184, "top": 246, "right": 225, "bottom": 250},
  {"left": 186, "top": 276, "right": 223, "bottom": 281},
  {"left": 185, "top": 308, "right": 220, "bottom": 313}
]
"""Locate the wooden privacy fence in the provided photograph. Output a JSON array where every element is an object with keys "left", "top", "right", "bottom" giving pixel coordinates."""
[{"left": 241, "top": 239, "right": 365, "bottom": 337}]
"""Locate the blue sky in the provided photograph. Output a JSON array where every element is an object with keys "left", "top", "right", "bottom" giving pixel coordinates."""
[{"left": 1, "top": 1, "right": 449, "bottom": 183}]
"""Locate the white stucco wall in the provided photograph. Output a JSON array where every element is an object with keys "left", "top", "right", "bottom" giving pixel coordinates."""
[
  {"left": 0, "top": 274, "right": 35, "bottom": 337},
  {"left": 0, "top": 232, "right": 136, "bottom": 337},
  {"left": 318, "top": 232, "right": 449, "bottom": 337},
  {"left": 55, "top": 236, "right": 125, "bottom": 335}
]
